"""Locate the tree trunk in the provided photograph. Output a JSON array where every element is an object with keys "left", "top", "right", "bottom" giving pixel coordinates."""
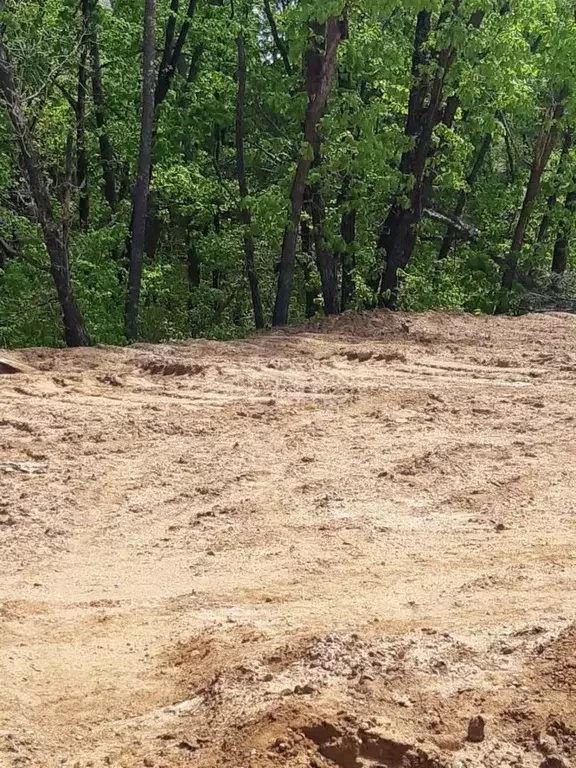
[
  {"left": 300, "top": 214, "right": 317, "bottom": 319},
  {"left": 235, "top": 30, "right": 264, "bottom": 330},
  {"left": 154, "top": 0, "right": 198, "bottom": 108},
  {"left": 272, "top": 15, "right": 345, "bottom": 326},
  {"left": 84, "top": 0, "right": 117, "bottom": 211},
  {"left": 501, "top": 92, "right": 568, "bottom": 294},
  {"left": 552, "top": 188, "right": 576, "bottom": 273},
  {"left": 0, "top": 37, "right": 89, "bottom": 347},
  {"left": 263, "top": 0, "right": 292, "bottom": 76},
  {"left": 534, "top": 128, "right": 572, "bottom": 255},
  {"left": 377, "top": 4, "right": 484, "bottom": 305},
  {"left": 125, "top": 0, "right": 156, "bottom": 341},
  {"left": 375, "top": 9, "right": 431, "bottom": 303},
  {"left": 310, "top": 180, "right": 338, "bottom": 314},
  {"left": 77, "top": 6, "right": 89, "bottom": 228},
  {"left": 438, "top": 131, "right": 492, "bottom": 259},
  {"left": 340, "top": 185, "right": 356, "bottom": 312}
]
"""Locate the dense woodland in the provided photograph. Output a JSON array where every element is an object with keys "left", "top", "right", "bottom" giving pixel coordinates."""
[{"left": 0, "top": 0, "right": 576, "bottom": 347}]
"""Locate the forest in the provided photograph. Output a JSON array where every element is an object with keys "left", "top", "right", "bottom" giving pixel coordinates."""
[{"left": 0, "top": 0, "right": 575, "bottom": 348}]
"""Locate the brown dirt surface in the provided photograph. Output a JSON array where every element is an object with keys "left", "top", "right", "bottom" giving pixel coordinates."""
[{"left": 1, "top": 309, "right": 576, "bottom": 768}]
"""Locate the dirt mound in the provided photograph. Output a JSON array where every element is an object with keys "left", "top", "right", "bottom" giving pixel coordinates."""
[{"left": 533, "top": 624, "right": 576, "bottom": 691}]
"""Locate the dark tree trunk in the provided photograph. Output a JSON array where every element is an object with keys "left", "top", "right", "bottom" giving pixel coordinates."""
[
  {"left": 377, "top": 4, "right": 484, "bottom": 305},
  {"left": 300, "top": 215, "right": 317, "bottom": 319},
  {"left": 235, "top": 30, "right": 264, "bottom": 330},
  {"left": 438, "top": 131, "right": 492, "bottom": 259},
  {"left": 0, "top": 38, "right": 89, "bottom": 346},
  {"left": 304, "top": 20, "right": 338, "bottom": 316},
  {"left": 273, "top": 16, "right": 345, "bottom": 326},
  {"left": 375, "top": 9, "right": 431, "bottom": 302},
  {"left": 154, "top": 0, "right": 198, "bottom": 108},
  {"left": 263, "top": 0, "right": 292, "bottom": 76},
  {"left": 534, "top": 128, "right": 572, "bottom": 254},
  {"left": 125, "top": 0, "right": 156, "bottom": 341},
  {"left": 552, "top": 188, "right": 576, "bottom": 273},
  {"left": 340, "top": 184, "right": 356, "bottom": 312},
  {"left": 62, "top": 133, "right": 74, "bottom": 249},
  {"left": 84, "top": 0, "right": 117, "bottom": 211},
  {"left": 187, "top": 229, "right": 200, "bottom": 289},
  {"left": 77, "top": 6, "right": 89, "bottom": 228},
  {"left": 501, "top": 92, "right": 568, "bottom": 295},
  {"left": 310, "top": 180, "right": 338, "bottom": 314}
]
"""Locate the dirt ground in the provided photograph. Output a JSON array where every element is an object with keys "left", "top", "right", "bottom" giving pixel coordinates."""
[{"left": 1, "top": 310, "right": 576, "bottom": 768}]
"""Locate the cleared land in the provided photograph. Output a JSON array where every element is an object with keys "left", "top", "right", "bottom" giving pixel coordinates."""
[{"left": 1, "top": 310, "right": 576, "bottom": 768}]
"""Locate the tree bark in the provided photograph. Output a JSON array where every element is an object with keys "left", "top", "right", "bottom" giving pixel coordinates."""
[
  {"left": 377, "top": 4, "right": 485, "bottom": 305},
  {"left": 272, "top": 16, "right": 345, "bottom": 327},
  {"left": 0, "top": 38, "right": 89, "bottom": 346},
  {"left": 552, "top": 187, "right": 576, "bottom": 273},
  {"left": 534, "top": 128, "right": 572, "bottom": 254},
  {"left": 501, "top": 92, "right": 568, "bottom": 295},
  {"left": 125, "top": 0, "right": 156, "bottom": 341},
  {"left": 155, "top": 0, "right": 198, "bottom": 108},
  {"left": 77, "top": 4, "right": 90, "bottom": 228},
  {"left": 375, "top": 9, "right": 431, "bottom": 302},
  {"left": 310, "top": 179, "right": 338, "bottom": 314},
  {"left": 340, "top": 199, "right": 356, "bottom": 311},
  {"left": 263, "top": 0, "right": 292, "bottom": 76},
  {"left": 300, "top": 213, "right": 317, "bottom": 319},
  {"left": 84, "top": 0, "right": 117, "bottom": 211},
  {"left": 235, "top": 30, "right": 264, "bottom": 329}
]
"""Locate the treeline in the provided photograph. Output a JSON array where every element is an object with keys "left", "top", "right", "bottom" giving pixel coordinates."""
[{"left": 0, "top": 0, "right": 575, "bottom": 347}]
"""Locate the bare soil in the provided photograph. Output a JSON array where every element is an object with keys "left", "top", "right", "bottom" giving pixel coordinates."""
[{"left": 1, "top": 310, "right": 576, "bottom": 768}]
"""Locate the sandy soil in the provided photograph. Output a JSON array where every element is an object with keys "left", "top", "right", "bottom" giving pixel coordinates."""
[{"left": 1, "top": 310, "right": 576, "bottom": 768}]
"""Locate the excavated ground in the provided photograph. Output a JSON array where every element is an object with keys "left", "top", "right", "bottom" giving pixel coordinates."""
[{"left": 1, "top": 310, "right": 575, "bottom": 768}]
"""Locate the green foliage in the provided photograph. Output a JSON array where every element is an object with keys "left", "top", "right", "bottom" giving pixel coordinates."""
[{"left": 1, "top": 0, "right": 576, "bottom": 348}]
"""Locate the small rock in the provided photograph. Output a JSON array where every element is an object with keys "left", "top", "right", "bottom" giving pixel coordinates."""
[
  {"left": 467, "top": 715, "right": 485, "bottom": 743},
  {"left": 294, "top": 683, "right": 316, "bottom": 695},
  {"left": 143, "top": 758, "right": 155, "bottom": 767},
  {"left": 495, "top": 522, "right": 507, "bottom": 532}
]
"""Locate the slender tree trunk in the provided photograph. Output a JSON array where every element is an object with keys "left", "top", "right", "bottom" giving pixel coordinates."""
[
  {"left": 438, "top": 131, "right": 492, "bottom": 259},
  {"left": 63, "top": 133, "right": 74, "bottom": 249},
  {"left": 125, "top": 0, "right": 156, "bottom": 341},
  {"left": 235, "top": 30, "right": 264, "bottom": 330},
  {"left": 273, "top": 16, "right": 345, "bottom": 326},
  {"left": 77, "top": 7, "right": 89, "bottom": 228},
  {"left": 552, "top": 188, "right": 576, "bottom": 273},
  {"left": 501, "top": 92, "right": 568, "bottom": 295},
  {"left": 310, "top": 180, "right": 338, "bottom": 314},
  {"left": 154, "top": 0, "right": 197, "bottom": 108},
  {"left": 263, "top": 0, "right": 292, "bottom": 76},
  {"left": 300, "top": 214, "right": 317, "bottom": 319},
  {"left": 84, "top": 0, "right": 117, "bottom": 211},
  {"left": 0, "top": 38, "right": 89, "bottom": 346},
  {"left": 340, "top": 180, "right": 356, "bottom": 312},
  {"left": 534, "top": 128, "right": 572, "bottom": 254},
  {"left": 304, "top": 20, "right": 338, "bottom": 316}
]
